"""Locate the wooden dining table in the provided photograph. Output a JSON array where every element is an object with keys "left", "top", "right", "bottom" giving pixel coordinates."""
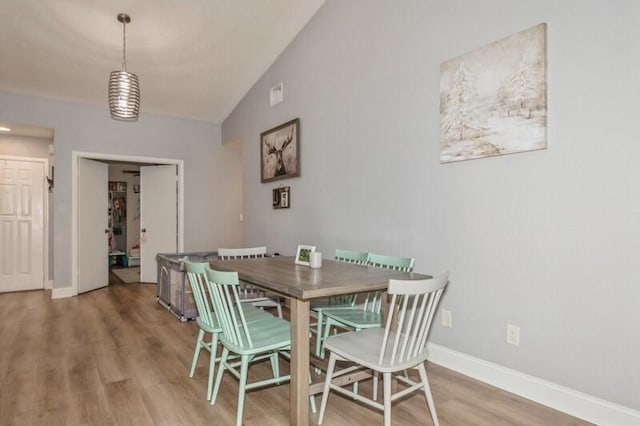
[{"left": 210, "top": 255, "right": 430, "bottom": 425}]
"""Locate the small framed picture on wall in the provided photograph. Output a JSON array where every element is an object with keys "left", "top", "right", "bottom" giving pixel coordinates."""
[{"left": 273, "top": 186, "right": 290, "bottom": 209}]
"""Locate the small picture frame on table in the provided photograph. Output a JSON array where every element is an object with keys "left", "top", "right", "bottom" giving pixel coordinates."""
[{"left": 295, "top": 245, "right": 316, "bottom": 266}]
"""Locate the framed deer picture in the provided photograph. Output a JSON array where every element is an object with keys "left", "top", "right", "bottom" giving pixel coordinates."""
[{"left": 260, "top": 118, "right": 300, "bottom": 183}]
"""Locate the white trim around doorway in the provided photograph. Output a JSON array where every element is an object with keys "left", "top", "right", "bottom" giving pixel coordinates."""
[{"left": 70, "top": 151, "right": 184, "bottom": 297}]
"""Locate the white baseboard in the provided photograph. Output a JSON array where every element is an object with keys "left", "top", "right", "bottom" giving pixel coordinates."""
[
  {"left": 51, "top": 286, "right": 75, "bottom": 299},
  {"left": 427, "top": 343, "right": 640, "bottom": 426},
  {"left": 45, "top": 279, "right": 53, "bottom": 290}
]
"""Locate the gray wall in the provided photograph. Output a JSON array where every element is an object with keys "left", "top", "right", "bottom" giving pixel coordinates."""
[
  {"left": 1, "top": 89, "right": 243, "bottom": 290},
  {"left": 0, "top": 134, "right": 52, "bottom": 158},
  {"left": 222, "top": 0, "right": 640, "bottom": 411}
]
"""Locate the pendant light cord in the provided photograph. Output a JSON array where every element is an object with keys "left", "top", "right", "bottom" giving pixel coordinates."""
[{"left": 121, "top": 19, "right": 127, "bottom": 71}]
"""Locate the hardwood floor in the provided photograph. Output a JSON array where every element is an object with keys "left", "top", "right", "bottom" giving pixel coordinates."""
[{"left": 0, "top": 284, "right": 591, "bottom": 425}]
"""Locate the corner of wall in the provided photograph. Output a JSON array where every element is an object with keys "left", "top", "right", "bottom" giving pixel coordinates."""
[{"left": 51, "top": 286, "right": 75, "bottom": 299}]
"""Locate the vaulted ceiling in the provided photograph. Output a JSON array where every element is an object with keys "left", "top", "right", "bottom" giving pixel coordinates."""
[{"left": 0, "top": 1, "right": 325, "bottom": 123}]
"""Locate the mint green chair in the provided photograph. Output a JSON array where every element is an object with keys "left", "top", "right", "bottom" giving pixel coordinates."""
[
  {"left": 318, "top": 273, "right": 450, "bottom": 426},
  {"left": 205, "top": 267, "right": 315, "bottom": 426},
  {"left": 311, "top": 249, "right": 368, "bottom": 358},
  {"left": 185, "top": 260, "right": 222, "bottom": 402},
  {"left": 321, "top": 253, "right": 415, "bottom": 355},
  {"left": 320, "top": 253, "right": 415, "bottom": 396},
  {"left": 185, "top": 260, "right": 272, "bottom": 402}
]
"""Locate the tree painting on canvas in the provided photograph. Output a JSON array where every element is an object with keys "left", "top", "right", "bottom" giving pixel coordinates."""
[{"left": 440, "top": 23, "right": 547, "bottom": 163}]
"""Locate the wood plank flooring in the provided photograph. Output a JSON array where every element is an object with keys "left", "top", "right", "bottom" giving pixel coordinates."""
[{"left": 0, "top": 283, "right": 591, "bottom": 425}]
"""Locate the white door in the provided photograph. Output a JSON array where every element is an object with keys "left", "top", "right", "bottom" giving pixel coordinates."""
[
  {"left": 0, "top": 159, "right": 45, "bottom": 292},
  {"left": 140, "top": 165, "right": 177, "bottom": 283},
  {"left": 78, "top": 158, "right": 109, "bottom": 293}
]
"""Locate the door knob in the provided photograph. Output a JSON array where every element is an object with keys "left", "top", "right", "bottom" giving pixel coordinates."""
[{"left": 141, "top": 228, "right": 146, "bottom": 233}]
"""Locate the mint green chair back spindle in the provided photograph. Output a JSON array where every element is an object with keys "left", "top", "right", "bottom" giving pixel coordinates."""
[
  {"left": 335, "top": 248, "right": 370, "bottom": 264},
  {"left": 311, "top": 249, "right": 368, "bottom": 358},
  {"left": 366, "top": 252, "right": 415, "bottom": 271},
  {"left": 205, "top": 267, "right": 315, "bottom": 426}
]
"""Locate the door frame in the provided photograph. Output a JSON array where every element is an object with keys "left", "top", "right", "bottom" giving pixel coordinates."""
[
  {"left": 0, "top": 155, "right": 49, "bottom": 291},
  {"left": 71, "top": 151, "right": 184, "bottom": 296}
]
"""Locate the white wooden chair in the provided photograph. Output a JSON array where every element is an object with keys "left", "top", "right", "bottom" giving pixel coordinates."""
[
  {"left": 317, "top": 272, "right": 450, "bottom": 426},
  {"left": 218, "top": 246, "right": 283, "bottom": 318}
]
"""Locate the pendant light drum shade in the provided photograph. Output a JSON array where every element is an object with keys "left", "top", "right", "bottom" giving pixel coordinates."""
[
  {"left": 109, "top": 13, "right": 140, "bottom": 121},
  {"left": 109, "top": 70, "right": 140, "bottom": 120}
]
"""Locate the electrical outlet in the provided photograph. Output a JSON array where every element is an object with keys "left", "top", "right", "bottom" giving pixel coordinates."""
[
  {"left": 441, "top": 310, "right": 452, "bottom": 328},
  {"left": 506, "top": 323, "right": 520, "bottom": 346}
]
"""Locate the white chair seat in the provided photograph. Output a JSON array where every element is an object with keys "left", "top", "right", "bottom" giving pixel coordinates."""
[{"left": 324, "top": 328, "right": 428, "bottom": 373}]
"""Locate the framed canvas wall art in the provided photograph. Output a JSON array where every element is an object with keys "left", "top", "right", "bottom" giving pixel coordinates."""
[{"left": 440, "top": 23, "right": 547, "bottom": 163}]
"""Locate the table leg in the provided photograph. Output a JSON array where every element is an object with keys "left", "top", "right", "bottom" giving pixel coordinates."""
[{"left": 290, "top": 298, "right": 310, "bottom": 425}]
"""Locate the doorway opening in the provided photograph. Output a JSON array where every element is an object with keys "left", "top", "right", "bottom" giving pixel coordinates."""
[
  {"left": 71, "top": 151, "right": 184, "bottom": 296},
  {"left": 106, "top": 162, "right": 141, "bottom": 285}
]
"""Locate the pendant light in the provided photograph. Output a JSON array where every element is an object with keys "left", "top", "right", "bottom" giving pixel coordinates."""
[{"left": 109, "top": 13, "right": 140, "bottom": 121}]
